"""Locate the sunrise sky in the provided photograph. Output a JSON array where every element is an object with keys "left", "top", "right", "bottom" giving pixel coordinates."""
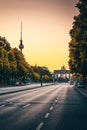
[{"left": 0, "top": 0, "right": 79, "bottom": 71}]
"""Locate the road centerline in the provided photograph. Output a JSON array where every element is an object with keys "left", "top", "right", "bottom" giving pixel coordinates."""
[
  {"left": 45, "top": 113, "right": 50, "bottom": 118},
  {"left": 55, "top": 99, "right": 58, "bottom": 103},
  {"left": 22, "top": 103, "right": 31, "bottom": 108},
  {"left": 0, "top": 104, "right": 5, "bottom": 108},
  {"left": 50, "top": 106, "right": 53, "bottom": 111},
  {"left": 36, "top": 122, "right": 44, "bottom": 130}
]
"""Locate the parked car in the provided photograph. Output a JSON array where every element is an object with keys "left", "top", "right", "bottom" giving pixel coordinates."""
[
  {"left": 77, "top": 81, "right": 85, "bottom": 88},
  {"left": 74, "top": 80, "right": 79, "bottom": 87},
  {"left": 15, "top": 82, "right": 20, "bottom": 86},
  {"left": 69, "top": 80, "right": 74, "bottom": 85}
]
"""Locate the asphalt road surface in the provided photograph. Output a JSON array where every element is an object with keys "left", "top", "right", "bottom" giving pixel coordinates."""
[{"left": 0, "top": 83, "right": 87, "bottom": 130}]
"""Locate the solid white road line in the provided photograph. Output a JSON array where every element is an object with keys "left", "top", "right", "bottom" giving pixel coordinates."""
[
  {"left": 0, "top": 104, "right": 5, "bottom": 108},
  {"left": 36, "top": 122, "right": 44, "bottom": 130},
  {"left": 23, "top": 104, "right": 31, "bottom": 108}
]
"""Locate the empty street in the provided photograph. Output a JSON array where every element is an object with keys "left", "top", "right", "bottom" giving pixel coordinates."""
[{"left": 0, "top": 83, "right": 87, "bottom": 130}]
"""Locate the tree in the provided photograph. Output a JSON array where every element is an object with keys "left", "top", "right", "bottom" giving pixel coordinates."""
[
  {"left": 3, "top": 53, "right": 11, "bottom": 84},
  {"left": 0, "top": 35, "right": 52, "bottom": 85},
  {"left": 13, "top": 48, "right": 29, "bottom": 83},
  {"left": 44, "top": 74, "right": 50, "bottom": 82},
  {"left": 69, "top": 0, "right": 87, "bottom": 79},
  {"left": 0, "top": 47, "right": 4, "bottom": 84},
  {"left": 8, "top": 50, "right": 18, "bottom": 84},
  {"left": 0, "top": 36, "right": 30, "bottom": 86},
  {"left": 0, "top": 36, "right": 11, "bottom": 51},
  {"left": 33, "top": 72, "right": 40, "bottom": 81}
]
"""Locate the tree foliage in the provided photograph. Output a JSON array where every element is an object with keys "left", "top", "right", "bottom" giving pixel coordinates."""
[
  {"left": 69, "top": 0, "right": 87, "bottom": 78},
  {"left": 0, "top": 36, "right": 29, "bottom": 85},
  {"left": 0, "top": 36, "right": 52, "bottom": 86},
  {"left": 28, "top": 66, "right": 52, "bottom": 82}
]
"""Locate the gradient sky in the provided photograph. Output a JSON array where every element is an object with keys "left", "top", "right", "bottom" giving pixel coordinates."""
[{"left": 0, "top": 0, "right": 79, "bottom": 71}]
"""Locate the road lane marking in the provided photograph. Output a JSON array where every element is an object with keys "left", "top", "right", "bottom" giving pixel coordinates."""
[
  {"left": 57, "top": 97, "right": 59, "bottom": 100},
  {"left": 53, "top": 99, "right": 58, "bottom": 106},
  {"left": 55, "top": 100, "right": 58, "bottom": 103},
  {"left": 50, "top": 106, "right": 53, "bottom": 111},
  {"left": 36, "top": 122, "right": 44, "bottom": 130},
  {"left": 45, "top": 113, "right": 50, "bottom": 118},
  {"left": 23, "top": 104, "right": 31, "bottom": 108},
  {"left": 9, "top": 102, "right": 13, "bottom": 104},
  {"left": 0, "top": 104, "right": 5, "bottom": 108}
]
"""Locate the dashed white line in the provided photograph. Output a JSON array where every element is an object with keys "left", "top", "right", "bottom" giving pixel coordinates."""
[
  {"left": 45, "top": 113, "right": 50, "bottom": 118},
  {"left": 50, "top": 106, "right": 53, "bottom": 111},
  {"left": 10, "top": 102, "right": 13, "bottom": 104},
  {"left": 57, "top": 97, "right": 59, "bottom": 100},
  {"left": 55, "top": 100, "right": 58, "bottom": 103},
  {"left": 23, "top": 104, "right": 31, "bottom": 108},
  {"left": 36, "top": 122, "right": 44, "bottom": 130},
  {"left": 0, "top": 104, "right": 5, "bottom": 108}
]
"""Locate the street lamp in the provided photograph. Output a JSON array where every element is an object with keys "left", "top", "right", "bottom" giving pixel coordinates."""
[{"left": 40, "top": 75, "right": 43, "bottom": 86}]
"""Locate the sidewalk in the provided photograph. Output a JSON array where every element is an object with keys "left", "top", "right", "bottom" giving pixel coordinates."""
[
  {"left": 0, "top": 83, "right": 54, "bottom": 95},
  {"left": 75, "top": 86, "right": 87, "bottom": 98}
]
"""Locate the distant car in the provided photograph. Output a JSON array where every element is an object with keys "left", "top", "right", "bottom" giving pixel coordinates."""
[
  {"left": 15, "top": 82, "right": 19, "bottom": 86},
  {"left": 69, "top": 80, "right": 74, "bottom": 85},
  {"left": 77, "top": 81, "right": 85, "bottom": 88}
]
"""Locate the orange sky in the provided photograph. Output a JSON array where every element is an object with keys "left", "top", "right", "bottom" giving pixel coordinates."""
[{"left": 0, "top": 0, "right": 79, "bottom": 71}]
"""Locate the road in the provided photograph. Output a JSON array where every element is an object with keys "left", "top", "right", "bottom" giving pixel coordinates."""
[
  {"left": 0, "top": 83, "right": 87, "bottom": 130},
  {"left": 0, "top": 83, "right": 53, "bottom": 95}
]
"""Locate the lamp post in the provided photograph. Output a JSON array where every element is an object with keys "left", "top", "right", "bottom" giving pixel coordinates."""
[{"left": 40, "top": 75, "right": 43, "bottom": 86}]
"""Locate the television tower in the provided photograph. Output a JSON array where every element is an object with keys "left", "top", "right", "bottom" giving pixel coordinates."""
[{"left": 19, "top": 22, "right": 24, "bottom": 52}]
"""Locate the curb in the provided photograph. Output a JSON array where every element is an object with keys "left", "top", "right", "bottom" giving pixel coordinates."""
[
  {"left": 74, "top": 86, "right": 87, "bottom": 98},
  {"left": 0, "top": 83, "right": 57, "bottom": 96}
]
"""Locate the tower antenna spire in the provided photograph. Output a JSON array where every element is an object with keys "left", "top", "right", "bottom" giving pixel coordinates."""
[
  {"left": 19, "top": 21, "right": 24, "bottom": 52},
  {"left": 21, "top": 21, "right": 22, "bottom": 40}
]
